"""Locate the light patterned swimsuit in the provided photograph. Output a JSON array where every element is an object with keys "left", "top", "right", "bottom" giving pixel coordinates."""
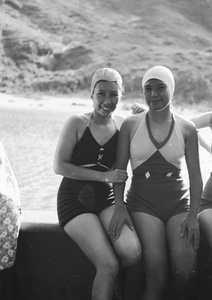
[
  {"left": 0, "top": 141, "right": 21, "bottom": 270},
  {"left": 126, "top": 111, "right": 190, "bottom": 223}
]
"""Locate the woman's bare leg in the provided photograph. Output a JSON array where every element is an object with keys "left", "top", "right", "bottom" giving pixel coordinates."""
[
  {"left": 64, "top": 213, "right": 119, "bottom": 300},
  {"left": 199, "top": 208, "right": 212, "bottom": 250},
  {"left": 131, "top": 212, "right": 168, "bottom": 300},
  {"left": 99, "top": 205, "right": 142, "bottom": 267},
  {"left": 166, "top": 212, "right": 198, "bottom": 300},
  {"left": 99, "top": 205, "right": 142, "bottom": 300}
]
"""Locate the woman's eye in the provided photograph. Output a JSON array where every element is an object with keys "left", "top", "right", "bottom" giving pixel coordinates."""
[{"left": 157, "top": 85, "right": 166, "bottom": 91}]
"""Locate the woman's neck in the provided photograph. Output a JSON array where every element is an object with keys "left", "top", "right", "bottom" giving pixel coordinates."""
[
  {"left": 91, "top": 112, "right": 113, "bottom": 125},
  {"left": 148, "top": 108, "right": 172, "bottom": 124}
]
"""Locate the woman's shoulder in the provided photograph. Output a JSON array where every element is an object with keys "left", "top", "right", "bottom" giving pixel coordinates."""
[
  {"left": 124, "top": 111, "right": 147, "bottom": 125},
  {"left": 174, "top": 112, "right": 197, "bottom": 139},
  {"left": 65, "top": 112, "right": 91, "bottom": 128},
  {"left": 174, "top": 112, "right": 195, "bottom": 128},
  {"left": 119, "top": 112, "right": 147, "bottom": 138},
  {"left": 113, "top": 114, "right": 125, "bottom": 130}
]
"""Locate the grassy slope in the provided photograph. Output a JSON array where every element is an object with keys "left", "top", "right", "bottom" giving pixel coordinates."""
[{"left": 0, "top": 0, "right": 212, "bottom": 100}]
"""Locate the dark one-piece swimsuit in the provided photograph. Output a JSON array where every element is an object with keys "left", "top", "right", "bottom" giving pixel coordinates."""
[{"left": 57, "top": 120, "right": 119, "bottom": 228}]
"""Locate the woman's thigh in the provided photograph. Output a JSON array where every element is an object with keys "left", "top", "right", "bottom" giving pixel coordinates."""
[
  {"left": 130, "top": 212, "right": 168, "bottom": 274},
  {"left": 199, "top": 208, "right": 212, "bottom": 249},
  {"left": 166, "top": 212, "right": 197, "bottom": 274},
  {"left": 64, "top": 213, "right": 118, "bottom": 268},
  {"left": 99, "top": 205, "right": 142, "bottom": 265}
]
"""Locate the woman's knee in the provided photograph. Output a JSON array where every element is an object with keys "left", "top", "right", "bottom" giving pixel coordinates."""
[
  {"left": 96, "top": 255, "right": 120, "bottom": 278},
  {"left": 173, "top": 265, "right": 197, "bottom": 286},
  {"left": 146, "top": 269, "right": 167, "bottom": 292},
  {"left": 144, "top": 256, "right": 168, "bottom": 290},
  {"left": 172, "top": 250, "right": 197, "bottom": 280},
  {"left": 170, "top": 243, "right": 197, "bottom": 285},
  {"left": 118, "top": 241, "right": 142, "bottom": 267}
]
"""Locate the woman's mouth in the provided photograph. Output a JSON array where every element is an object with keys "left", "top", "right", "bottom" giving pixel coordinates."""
[{"left": 101, "top": 104, "right": 115, "bottom": 112}]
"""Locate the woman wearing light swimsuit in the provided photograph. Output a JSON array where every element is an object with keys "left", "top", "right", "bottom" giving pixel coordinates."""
[{"left": 110, "top": 66, "right": 203, "bottom": 300}]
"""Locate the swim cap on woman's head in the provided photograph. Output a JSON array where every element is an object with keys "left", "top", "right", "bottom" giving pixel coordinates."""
[
  {"left": 142, "top": 66, "right": 175, "bottom": 97},
  {"left": 90, "top": 68, "right": 123, "bottom": 95}
]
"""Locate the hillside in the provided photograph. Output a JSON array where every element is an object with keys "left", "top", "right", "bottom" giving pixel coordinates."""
[{"left": 1, "top": 0, "right": 212, "bottom": 102}]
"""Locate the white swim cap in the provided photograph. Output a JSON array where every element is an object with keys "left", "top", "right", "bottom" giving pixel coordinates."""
[
  {"left": 90, "top": 68, "right": 122, "bottom": 95},
  {"left": 142, "top": 66, "right": 175, "bottom": 97}
]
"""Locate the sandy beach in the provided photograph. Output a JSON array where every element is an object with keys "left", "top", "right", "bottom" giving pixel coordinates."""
[{"left": 0, "top": 93, "right": 94, "bottom": 112}]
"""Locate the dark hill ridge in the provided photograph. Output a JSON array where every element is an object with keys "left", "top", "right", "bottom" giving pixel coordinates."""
[{"left": 1, "top": 0, "right": 212, "bottom": 102}]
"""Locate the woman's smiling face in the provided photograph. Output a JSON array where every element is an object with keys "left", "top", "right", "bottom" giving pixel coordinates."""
[
  {"left": 143, "top": 78, "right": 171, "bottom": 111},
  {"left": 92, "top": 80, "right": 122, "bottom": 116}
]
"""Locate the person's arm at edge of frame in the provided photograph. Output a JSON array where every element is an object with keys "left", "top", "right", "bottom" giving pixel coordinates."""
[
  {"left": 191, "top": 111, "right": 212, "bottom": 154},
  {"left": 197, "top": 133, "right": 211, "bottom": 154},
  {"left": 53, "top": 115, "right": 127, "bottom": 183},
  {"left": 181, "top": 120, "right": 203, "bottom": 251},
  {"left": 109, "top": 118, "right": 134, "bottom": 241}
]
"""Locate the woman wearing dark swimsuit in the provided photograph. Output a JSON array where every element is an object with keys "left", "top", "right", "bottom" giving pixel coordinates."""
[{"left": 54, "top": 68, "right": 141, "bottom": 300}]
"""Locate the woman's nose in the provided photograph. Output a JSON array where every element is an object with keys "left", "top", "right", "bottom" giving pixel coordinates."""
[
  {"left": 104, "top": 94, "right": 111, "bottom": 103},
  {"left": 151, "top": 89, "right": 157, "bottom": 96}
]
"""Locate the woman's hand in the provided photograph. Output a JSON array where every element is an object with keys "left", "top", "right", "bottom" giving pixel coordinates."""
[
  {"left": 103, "top": 169, "right": 128, "bottom": 183},
  {"left": 180, "top": 213, "right": 200, "bottom": 251},
  {"left": 131, "top": 103, "right": 147, "bottom": 114},
  {"left": 109, "top": 205, "right": 134, "bottom": 241}
]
